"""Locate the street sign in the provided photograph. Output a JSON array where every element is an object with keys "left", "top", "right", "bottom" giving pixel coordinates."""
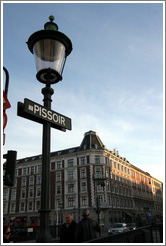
[
  {"left": 17, "top": 98, "right": 72, "bottom": 131},
  {"left": 3, "top": 90, "right": 11, "bottom": 110},
  {"left": 3, "top": 90, "right": 11, "bottom": 131}
]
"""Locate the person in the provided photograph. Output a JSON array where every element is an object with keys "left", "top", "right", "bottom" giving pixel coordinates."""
[
  {"left": 75, "top": 209, "right": 101, "bottom": 243},
  {"left": 59, "top": 214, "right": 77, "bottom": 243},
  {"left": 3, "top": 223, "right": 11, "bottom": 243}
]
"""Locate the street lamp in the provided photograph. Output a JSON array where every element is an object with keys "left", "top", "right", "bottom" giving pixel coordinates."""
[
  {"left": 27, "top": 15, "right": 72, "bottom": 84},
  {"left": 27, "top": 15, "right": 72, "bottom": 243}
]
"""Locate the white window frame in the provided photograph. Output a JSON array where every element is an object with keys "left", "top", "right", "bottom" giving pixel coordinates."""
[
  {"left": 22, "top": 177, "right": 26, "bottom": 186},
  {"left": 10, "top": 203, "right": 16, "bottom": 213},
  {"left": 28, "top": 201, "right": 33, "bottom": 211},
  {"left": 21, "top": 189, "right": 26, "bottom": 199},
  {"left": 36, "top": 187, "right": 41, "bottom": 197},
  {"left": 20, "top": 202, "right": 25, "bottom": 212},
  {"left": 29, "top": 176, "right": 34, "bottom": 185},
  {"left": 29, "top": 188, "right": 34, "bottom": 198},
  {"left": 81, "top": 181, "right": 87, "bottom": 192}
]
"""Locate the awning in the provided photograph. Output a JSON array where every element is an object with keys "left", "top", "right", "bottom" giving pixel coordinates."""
[{"left": 13, "top": 216, "right": 26, "bottom": 222}]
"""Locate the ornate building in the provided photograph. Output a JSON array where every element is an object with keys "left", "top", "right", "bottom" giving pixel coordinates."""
[{"left": 3, "top": 130, "right": 163, "bottom": 228}]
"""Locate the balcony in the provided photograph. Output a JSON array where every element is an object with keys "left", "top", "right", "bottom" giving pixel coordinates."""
[{"left": 93, "top": 174, "right": 106, "bottom": 180}]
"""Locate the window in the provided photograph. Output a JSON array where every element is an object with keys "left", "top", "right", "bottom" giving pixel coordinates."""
[
  {"left": 57, "top": 185, "right": 61, "bottom": 194},
  {"left": 36, "top": 188, "right": 41, "bottom": 197},
  {"left": 28, "top": 201, "right": 33, "bottom": 211},
  {"left": 97, "top": 195, "right": 103, "bottom": 205},
  {"left": 56, "top": 173, "right": 61, "bottom": 181},
  {"left": 80, "top": 169, "right": 86, "bottom": 178},
  {"left": 114, "top": 162, "right": 116, "bottom": 168},
  {"left": 29, "top": 188, "right": 34, "bottom": 198},
  {"left": 97, "top": 183, "right": 102, "bottom": 191},
  {"left": 95, "top": 156, "right": 100, "bottom": 164},
  {"left": 11, "top": 190, "right": 16, "bottom": 200},
  {"left": 68, "top": 197, "right": 74, "bottom": 207},
  {"left": 14, "top": 179, "right": 17, "bottom": 187},
  {"left": 37, "top": 165, "right": 42, "bottom": 173},
  {"left": 29, "top": 177, "right": 34, "bottom": 185},
  {"left": 22, "top": 177, "right": 26, "bottom": 186},
  {"left": 118, "top": 164, "right": 120, "bottom": 170},
  {"left": 111, "top": 172, "right": 113, "bottom": 179},
  {"left": 105, "top": 157, "right": 109, "bottom": 165},
  {"left": 68, "top": 159, "right": 74, "bottom": 167},
  {"left": 82, "top": 196, "right": 87, "bottom": 206},
  {"left": 21, "top": 190, "right": 26, "bottom": 199},
  {"left": 30, "top": 166, "right": 35, "bottom": 175},
  {"left": 3, "top": 203, "right": 8, "bottom": 213},
  {"left": 3, "top": 190, "right": 9, "bottom": 200},
  {"left": 107, "top": 181, "right": 110, "bottom": 191},
  {"left": 95, "top": 144, "right": 98, "bottom": 149},
  {"left": 68, "top": 184, "right": 74, "bottom": 193},
  {"left": 36, "top": 201, "right": 40, "bottom": 211},
  {"left": 121, "top": 165, "right": 123, "bottom": 172},
  {"left": 36, "top": 176, "right": 42, "bottom": 185},
  {"left": 57, "top": 200, "right": 63, "bottom": 208},
  {"left": 23, "top": 168, "right": 28, "bottom": 175},
  {"left": 81, "top": 157, "right": 86, "bottom": 165},
  {"left": 15, "top": 169, "right": 18, "bottom": 176},
  {"left": 106, "top": 169, "right": 109, "bottom": 178},
  {"left": 20, "top": 202, "right": 25, "bottom": 212},
  {"left": 68, "top": 171, "right": 74, "bottom": 180},
  {"left": 11, "top": 203, "right": 15, "bottom": 213},
  {"left": 57, "top": 161, "right": 62, "bottom": 169},
  {"left": 96, "top": 167, "right": 101, "bottom": 178},
  {"left": 83, "top": 145, "right": 87, "bottom": 150},
  {"left": 81, "top": 182, "right": 87, "bottom": 192}
]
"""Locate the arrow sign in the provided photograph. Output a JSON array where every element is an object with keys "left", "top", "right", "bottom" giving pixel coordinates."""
[
  {"left": 17, "top": 98, "right": 72, "bottom": 131},
  {"left": 3, "top": 90, "right": 11, "bottom": 110}
]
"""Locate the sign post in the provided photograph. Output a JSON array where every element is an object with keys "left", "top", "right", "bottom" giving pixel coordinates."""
[{"left": 17, "top": 87, "right": 72, "bottom": 243}]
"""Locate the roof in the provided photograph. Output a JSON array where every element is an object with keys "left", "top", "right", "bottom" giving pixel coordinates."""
[{"left": 16, "top": 130, "right": 105, "bottom": 164}]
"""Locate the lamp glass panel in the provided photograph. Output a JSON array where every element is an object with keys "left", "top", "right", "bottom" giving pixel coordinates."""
[{"left": 33, "top": 39, "right": 66, "bottom": 75}]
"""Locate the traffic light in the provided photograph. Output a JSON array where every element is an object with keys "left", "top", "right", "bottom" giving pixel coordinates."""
[{"left": 3, "top": 150, "right": 17, "bottom": 186}]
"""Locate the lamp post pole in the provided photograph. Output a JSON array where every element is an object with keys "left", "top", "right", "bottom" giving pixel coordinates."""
[
  {"left": 36, "top": 84, "right": 54, "bottom": 242},
  {"left": 25, "top": 15, "right": 72, "bottom": 243}
]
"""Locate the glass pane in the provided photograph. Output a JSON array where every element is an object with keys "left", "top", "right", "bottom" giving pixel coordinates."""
[{"left": 33, "top": 39, "right": 66, "bottom": 75}]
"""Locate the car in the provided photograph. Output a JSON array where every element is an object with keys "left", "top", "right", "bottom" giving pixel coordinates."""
[
  {"left": 108, "top": 223, "right": 129, "bottom": 235},
  {"left": 127, "top": 223, "right": 137, "bottom": 230}
]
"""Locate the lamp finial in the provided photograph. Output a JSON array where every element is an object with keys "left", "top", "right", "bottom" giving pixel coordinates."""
[
  {"left": 44, "top": 15, "right": 58, "bottom": 31},
  {"left": 49, "top": 15, "right": 55, "bottom": 22}
]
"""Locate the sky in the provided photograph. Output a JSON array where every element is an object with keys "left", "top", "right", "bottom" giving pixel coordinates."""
[{"left": 1, "top": 1, "right": 164, "bottom": 182}]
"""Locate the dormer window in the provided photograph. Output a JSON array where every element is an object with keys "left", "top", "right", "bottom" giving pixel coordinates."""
[{"left": 83, "top": 145, "right": 87, "bottom": 150}]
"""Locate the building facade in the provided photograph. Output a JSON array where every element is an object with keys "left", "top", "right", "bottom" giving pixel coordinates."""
[{"left": 3, "top": 131, "right": 163, "bottom": 228}]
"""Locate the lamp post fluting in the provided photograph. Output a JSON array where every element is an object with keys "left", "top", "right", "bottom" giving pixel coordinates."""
[{"left": 26, "top": 15, "right": 72, "bottom": 243}]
